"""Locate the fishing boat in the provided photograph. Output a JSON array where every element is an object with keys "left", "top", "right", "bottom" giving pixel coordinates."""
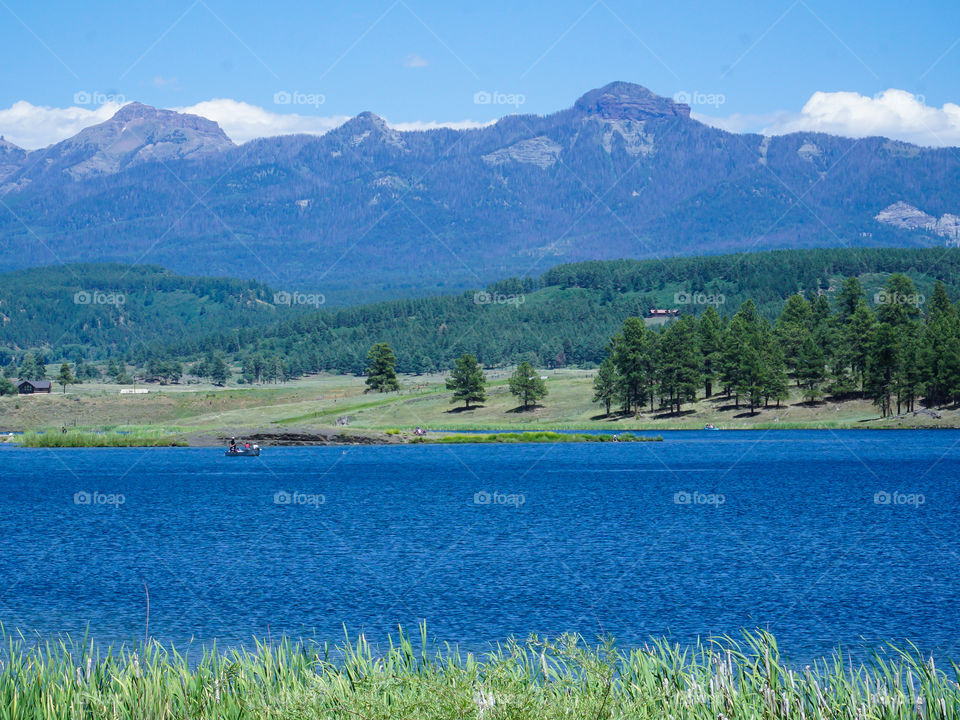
[{"left": 225, "top": 444, "right": 261, "bottom": 456}]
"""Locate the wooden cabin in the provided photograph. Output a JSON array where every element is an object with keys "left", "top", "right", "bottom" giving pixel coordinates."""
[{"left": 17, "top": 380, "right": 51, "bottom": 394}]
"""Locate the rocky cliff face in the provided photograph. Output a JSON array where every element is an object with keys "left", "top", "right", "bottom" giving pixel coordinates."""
[
  {"left": 0, "top": 102, "right": 233, "bottom": 190},
  {"left": 875, "top": 201, "right": 960, "bottom": 244},
  {"left": 572, "top": 81, "right": 691, "bottom": 120}
]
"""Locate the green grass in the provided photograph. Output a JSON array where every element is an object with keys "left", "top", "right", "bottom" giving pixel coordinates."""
[
  {"left": 426, "top": 431, "right": 663, "bottom": 443},
  {"left": 0, "top": 626, "right": 957, "bottom": 719},
  {"left": 18, "top": 428, "right": 186, "bottom": 447}
]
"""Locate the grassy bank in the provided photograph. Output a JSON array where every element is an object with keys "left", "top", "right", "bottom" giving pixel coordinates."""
[
  {"left": 0, "top": 627, "right": 956, "bottom": 719},
  {"left": 18, "top": 428, "right": 186, "bottom": 447},
  {"left": 1, "top": 369, "right": 958, "bottom": 442}
]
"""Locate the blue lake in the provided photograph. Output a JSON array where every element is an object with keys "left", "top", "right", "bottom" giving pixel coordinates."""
[{"left": 0, "top": 430, "right": 958, "bottom": 662}]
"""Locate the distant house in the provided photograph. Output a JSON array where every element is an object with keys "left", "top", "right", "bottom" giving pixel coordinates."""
[
  {"left": 648, "top": 308, "right": 680, "bottom": 317},
  {"left": 17, "top": 380, "right": 51, "bottom": 394}
]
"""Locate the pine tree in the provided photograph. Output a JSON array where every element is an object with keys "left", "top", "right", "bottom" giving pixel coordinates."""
[
  {"left": 736, "top": 345, "right": 765, "bottom": 413},
  {"left": 866, "top": 323, "right": 899, "bottom": 417},
  {"left": 697, "top": 306, "right": 723, "bottom": 398},
  {"left": 365, "top": 343, "right": 400, "bottom": 393},
  {"left": 210, "top": 355, "right": 229, "bottom": 386},
  {"left": 775, "top": 294, "right": 814, "bottom": 384},
  {"left": 509, "top": 361, "right": 547, "bottom": 410},
  {"left": 241, "top": 356, "right": 255, "bottom": 384},
  {"left": 610, "top": 318, "right": 657, "bottom": 415},
  {"left": 592, "top": 356, "right": 619, "bottom": 416},
  {"left": 446, "top": 354, "right": 486, "bottom": 409},
  {"left": 762, "top": 338, "right": 789, "bottom": 408},
  {"left": 795, "top": 334, "right": 827, "bottom": 403},
  {"left": 17, "top": 352, "right": 38, "bottom": 380},
  {"left": 657, "top": 316, "right": 701, "bottom": 414},
  {"left": 56, "top": 363, "right": 75, "bottom": 393}
]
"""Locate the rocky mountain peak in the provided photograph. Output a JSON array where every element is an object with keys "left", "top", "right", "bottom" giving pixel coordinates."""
[
  {"left": 108, "top": 102, "right": 230, "bottom": 137},
  {"left": 338, "top": 111, "right": 406, "bottom": 150},
  {"left": 573, "top": 81, "right": 690, "bottom": 120}
]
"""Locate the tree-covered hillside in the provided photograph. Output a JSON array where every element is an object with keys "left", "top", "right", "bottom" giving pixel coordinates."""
[
  {"left": 148, "top": 247, "right": 960, "bottom": 378},
  {"left": 5, "top": 247, "right": 960, "bottom": 382},
  {"left": 0, "top": 263, "right": 305, "bottom": 365}
]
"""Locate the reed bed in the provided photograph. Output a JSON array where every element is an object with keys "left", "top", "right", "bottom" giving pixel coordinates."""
[
  {"left": 0, "top": 627, "right": 958, "bottom": 719},
  {"left": 18, "top": 428, "right": 186, "bottom": 447}
]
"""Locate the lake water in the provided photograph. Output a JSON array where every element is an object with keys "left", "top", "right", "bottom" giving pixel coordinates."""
[{"left": 0, "top": 430, "right": 958, "bottom": 662}]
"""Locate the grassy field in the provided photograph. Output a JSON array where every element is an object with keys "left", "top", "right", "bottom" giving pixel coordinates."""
[
  {"left": 0, "top": 368, "right": 956, "bottom": 444},
  {"left": 0, "top": 627, "right": 955, "bottom": 719}
]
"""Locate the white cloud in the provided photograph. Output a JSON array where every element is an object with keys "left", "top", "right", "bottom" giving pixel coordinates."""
[
  {"left": 697, "top": 89, "right": 960, "bottom": 147},
  {"left": 0, "top": 101, "right": 125, "bottom": 149},
  {"left": 0, "top": 97, "right": 493, "bottom": 149},
  {"left": 403, "top": 53, "right": 429, "bottom": 68},
  {"left": 175, "top": 99, "right": 351, "bottom": 144}
]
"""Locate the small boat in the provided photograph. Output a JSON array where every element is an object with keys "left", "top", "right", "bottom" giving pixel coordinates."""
[
  {"left": 225, "top": 445, "right": 261, "bottom": 456},
  {"left": 704, "top": 424, "right": 718, "bottom": 430}
]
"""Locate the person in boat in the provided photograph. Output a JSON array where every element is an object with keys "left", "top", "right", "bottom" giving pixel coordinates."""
[
  {"left": 229, "top": 437, "right": 237, "bottom": 452},
  {"left": 244, "top": 442, "right": 251, "bottom": 450}
]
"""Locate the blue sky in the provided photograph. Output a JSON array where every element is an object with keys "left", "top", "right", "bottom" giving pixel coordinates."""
[{"left": 1, "top": 0, "right": 959, "bottom": 147}]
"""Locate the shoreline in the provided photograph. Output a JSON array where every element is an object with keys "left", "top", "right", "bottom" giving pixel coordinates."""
[{"left": 3, "top": 423, "right": 958, "bottom": 448}]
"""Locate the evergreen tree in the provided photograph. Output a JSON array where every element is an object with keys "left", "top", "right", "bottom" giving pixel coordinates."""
[
  {"left": 446, "top": 354, "right": 486, "bottom": 409},
  {"left": 508, "top": 361, "right": 547, "bottom": 410},
  {"left": 697, "top": 306, "right": 723, "bottom": 398},
  {"left": 241, "top": 356, "right": 255, "bottom": 384},
  {"left": 610, "top": 318, "right": 657, "bottom": 415},
  {"left": 736, "top": 345, "right": 765, "bottom": 413},
  {"left": 0, "top": 376, "right": 14, "bottom": 396},
  {"left": 761, "top": 339, "right": 789, "bottom": 408},
  {"left": 365, "top": 342, "right": 400, "bottom": 393},
  {"left": 720, "top": 300, "right": 765, "bottom": 407},
  {"left": 592, "top": 355, "right": 619, "bottom": 416},
  {"left": 775, "top": 294, "right": 814, "bottom": 384},
  {"left": 17, "top": 352, "right": 39, "bottom": 380},
  {"left": 795, "top": 334, "right": 827, "bottom": 403},
  {"left": 866, "top": 323, "right": 899, "bottom": 417},
  {"left": 56, "top": 363, "right": 75, "bottom": 393},
  {"left": 210, "top": 355, "right": 229, "bottom": 386},
  {"left": 657, "top": 316, "right": 701, "bottom": 414}
]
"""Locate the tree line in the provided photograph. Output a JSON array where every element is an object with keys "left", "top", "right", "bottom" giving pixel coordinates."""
[{"left": 593, "top": 274, "right": 959, "bottom": 418}]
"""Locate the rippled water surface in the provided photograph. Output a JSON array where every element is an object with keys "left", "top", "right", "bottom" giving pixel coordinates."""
[{"left": 1, "top": 430, "right": 957, "bottom": 661}]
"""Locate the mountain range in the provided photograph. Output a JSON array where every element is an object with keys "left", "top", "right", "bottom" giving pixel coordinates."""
[{"left": 1, "top": 82, "right": 958, "bottom": 304}]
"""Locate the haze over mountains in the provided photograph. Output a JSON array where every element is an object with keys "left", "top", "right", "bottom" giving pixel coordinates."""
[{"left": 1, "top": 81, "right": 958, "bottom": 304}]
